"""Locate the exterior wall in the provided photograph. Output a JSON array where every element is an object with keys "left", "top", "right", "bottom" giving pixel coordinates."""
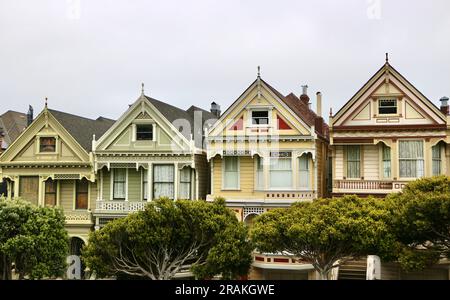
[
  {"left": 194, "top": 154, "right": 208, "bottom": 200},
  {"left": 380, "top": 262, "right": 450, "bottom": 280}
]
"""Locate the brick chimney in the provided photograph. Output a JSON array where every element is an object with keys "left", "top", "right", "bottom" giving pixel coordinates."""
[
  {"left": 300, "top": 85, "right": 310, "bottom": 105},
  {"left": 27, "top": 105, "right": 34, "bottom": 126},
  {"left": 440, "top": 97, "right": 449, "bottom": 115},
  {"left": 210, "top": 101, "right": 221, "bottom": 118}
]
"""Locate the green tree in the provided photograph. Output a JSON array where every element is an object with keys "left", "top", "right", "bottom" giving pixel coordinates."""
[
  {"left": 385, "top": 176, "right": 450, "bottom": 271},
  {"left": 250, "top": 195, "right": 395, "bottom": 280},
  {"left": 0, "top": 197, "right": 69, "bottom": 280},
  {"left": 83, "top": 198, "right": 253, "bottom": 280}
]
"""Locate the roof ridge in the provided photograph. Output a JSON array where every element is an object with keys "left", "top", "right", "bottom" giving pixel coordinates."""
[{"left": 48, "top": 108, "right": 107, "bottom": 123}]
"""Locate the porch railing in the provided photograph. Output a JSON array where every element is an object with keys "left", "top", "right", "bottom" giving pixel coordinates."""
[
  {"left": 333, "top": 180, "right": 394, "bottom": 191},
  {"left": 95, "top": 201, "right": 147, "bottom": 213}
]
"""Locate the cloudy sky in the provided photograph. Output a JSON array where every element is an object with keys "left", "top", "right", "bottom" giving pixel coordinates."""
[{"left": 1, "top": 0, "right": 449, "bottom": 121}]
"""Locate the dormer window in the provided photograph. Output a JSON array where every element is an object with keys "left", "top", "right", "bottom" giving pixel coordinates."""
[
  {"left": 252, "top": 111, "right": 269, "bottom": 125},
  {"left": 378, "top": 99, "right": 397, "bottom": 115},
  {"left": 136, "top": 124, "right": 153, "bottom": 141},
  {"left": 40, "top": 137, "right": 56, "bottom": 152}
]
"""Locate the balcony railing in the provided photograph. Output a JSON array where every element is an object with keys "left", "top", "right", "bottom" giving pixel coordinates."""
[
  {"left": 65, "top": 212, "right": 93, "bottom": 224},
  {"left": 95, "top": 201, "right": 147, "bottom": 213},
  {"left": 334, "top": 180, "right": 394, "bottom": 191}
]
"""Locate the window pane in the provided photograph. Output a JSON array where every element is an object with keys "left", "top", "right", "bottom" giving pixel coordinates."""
[
  {"left": 40, "top": 137, "right": 56, "bottom": 152},
  {"left": 399, "top": 141, "right": 424, "bottom": 178},
  {"left": 252, "top": 111, "right": 269, "bottom": 125},
  {"left": 45, "top": 179, "right": 56, "bottom": 206},
  {"left": 143, "top": 169, "right": 148, "bottom": 200},
  {"left": 223, "top": 157, "right": 239, "bottom": 189},
  {"left": 136, "top": 124, "right": 153, "bottom": 140},
  {"left": 379, "top": 99, "right": 397, "bottom": 114},
  {"left": 299, "top": 155, "right": 310, "bottom": 188},
  {"left": 382, "top": 144, "right": 391, "bottom": 178},
  {"left": 346, "top": 146, "right": 360, "bottom": 178},
  {"left": 153, "top": 165, "right": 174, "bottom": 199},
  {"left": 179, "top": 168, "right": 191, "bottom": 199},
  {"left": 432, "top": 144, "right": 442, "bottom": 176},
  {"left": 76, "top": 179, "right": 89, "bottom": 209},
  {"left": 270, "top": 157, "right": 292, "bottom": 189},
  {"left": 113, "top": 169, "right": 126, "bottom": 199}
]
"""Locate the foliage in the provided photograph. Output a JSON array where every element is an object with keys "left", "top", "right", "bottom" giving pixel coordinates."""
[
  {"left": 82, "top": 198, "right": 252, "bottom": 280},
  {"left": 0, "top": 197, "right": 69, "bottom": 279},
  {"left": 385, "top": 176, "right": 450, "bottom": 271},
  {"left": 250, "top": 195, "right": 395, "bottom": 279}
]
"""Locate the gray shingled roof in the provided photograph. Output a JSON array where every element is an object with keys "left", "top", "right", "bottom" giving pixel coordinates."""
[
  {"left": 145, "top": 96, "right": 217, "bottom": 148},
  {"left": 48, "top": 109, "right": 115, "bottom": 152},
  {"left": 0, "top": 110, "right": 28, "bottom": 147}
]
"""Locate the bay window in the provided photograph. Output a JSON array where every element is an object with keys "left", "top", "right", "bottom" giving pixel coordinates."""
[
  {"left": 223, "top": 157, "right": 239, "bottom": 190},
  {"left": 298, "top": 155, "right": 310, "bottom": 189},
  {"left": 399, "top": 140, "right": 424, "bottom": 178},
  {"left": 382, "top": 144, "right": 391, "bottom": 178},
  {"left": 113, "top": 169, "right": 127, "bottom": 200},
  {"left": 346, "top": 146, "right": 361, "bottom": 179},
  {"left": 270, "top": 152, "right": 292, "bottom": 189},
  {"left": 153, "top": 165, "right": 174, "bottom": 199}
]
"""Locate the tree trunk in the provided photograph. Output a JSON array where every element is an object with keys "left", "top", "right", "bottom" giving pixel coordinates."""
[{"left": 317, "top": 268, "right": 330, "bottom": 280}]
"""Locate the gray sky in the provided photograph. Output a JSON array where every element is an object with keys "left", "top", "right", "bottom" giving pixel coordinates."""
[{"left": 1, "top": 0, "right": 449, "bottom": 121}]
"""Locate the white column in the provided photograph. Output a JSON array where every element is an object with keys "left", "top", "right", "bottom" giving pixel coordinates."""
[
  {"left": 56, "top": 180, "right": 61, "bottom": 207},
  {"left": 147, "top": 163, "right": 152, "bottom": 202},
  {"left": 38, "top": 176, "right": 44, "bottom": 206},
  {"left": 210, "top": 159, "right": 214, "bottom": 195},
  {"left": 7, "top": 180, "right": 12, "bottom": 200},
  {"left": 174, "top": 163, "right": 179, "bottom": 200}
]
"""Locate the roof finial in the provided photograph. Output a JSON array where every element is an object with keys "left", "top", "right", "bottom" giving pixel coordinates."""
[
  {"left": 45, "top": 97, "right": 48, "bottom": 108},
  {"left": 141, "top": 82, "right": 145, "bottom": 95},
  {"left": 385, "top": 52, "right": 389, "bottom": 63},
  {"left": 257, "top": 66, "right": 261, "bottom": 78},
  {"left": 329, "top": 107, "right": 333, "bottom": 117}
]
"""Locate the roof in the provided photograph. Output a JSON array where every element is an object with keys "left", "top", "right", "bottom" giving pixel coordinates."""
[
  {"left": 262, "top": 79, "right": 330, "bottom": 140},
  {"left": 145, "top": 96, "right": 217, "bottom": 148},
  {"left": 0, "top": 110, "right": 28, "bottom": 147},
  {"left": 48, "top": 109, "right": 115, "bottom": 151}
]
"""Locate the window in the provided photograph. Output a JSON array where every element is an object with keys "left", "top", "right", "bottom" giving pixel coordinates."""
[
  {"left": 40, "top": 137, "right": 56, "bottom": 152},
  {"left": 113, "top": 169, "right": 126, "bottom": 200},
  {"left": 378, "top": 99, "right": 397, "bottom": 115},
  {"left": 136, "top": 124, "right": 153, "bottom": 141},
  {"left": 251, "top": 111, "right": 269, "bottom": 125},
  {"left": 153, "top": 165, "right": 174, "bottom": 199},
  {"left": 256, "top": 156, "right": 264, "bottom": 190},
  {"left": 19, "top": 176, "right": 39, "bottom": 205},
  {"left": 179, "top": 167, "right": 192, "bottom": 199},
  {"left": 270, "top": 152, "right": 292, "bottom": 189},
  {"left": 45, "top": 178, "right": 57, "bottom": 206},
  {"left": 382, "top": 144, "right": 391, "bottom": 178},
  {"left": 399, "top": 140, "right": 424, "bottom": 178},
  {"left": 298, "top": 155, "right": 310, "bottom": 189},
  {"left": 223, "top": 157, "right": 239, "bottom": 190},
  {"left": 346, "top": 146, "right": 361, "bottom": 179},
  {"left": 143, "top": 169, "right": 148, "bottom": 200},
  {"left": 76, "top": 179, "right": 89, "bottom": 209},
  {"left": 432, "top": 144, "right": 442, "bottom": 176}
]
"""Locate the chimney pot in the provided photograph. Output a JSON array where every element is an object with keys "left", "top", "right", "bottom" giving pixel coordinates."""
[
  {"left": 440, "top": 96, "right": 449, "bottom": 115},
  {"left": 316, "top": 92, "right": 322, "bottom": 117},
  {"left": 210, "top": 101, "right": 221, "bottom": 118},
  {"left": 27, "top": 105, "right": 34, "bottom": 126}
]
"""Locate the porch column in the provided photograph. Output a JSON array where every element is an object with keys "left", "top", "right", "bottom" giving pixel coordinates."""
[
  {"left": 56, "top": 180, "right": 61, "bottom": 207},
  {"left": 147, "top": 163, "right": 152, "bottom": 202},
  {"left": 174, "top": 163, "right": 179, "bottom": 200},
  {"left": 7, "top": 180, "right": 12, "bottom": 200},
  {"left": 38, "top": 176, "right": 44, "bottom": 206}
]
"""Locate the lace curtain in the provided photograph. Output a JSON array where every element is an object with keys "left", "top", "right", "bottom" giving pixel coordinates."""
[
  {"left": 298, "top": 155, "right": 310, "bottom": 189},
  {"left": 432, "top": 144, "right": 442, "bottom": 176},
  {"left": 153, "top": 165, "right": 174, "bottom": 199},
  {"left": 179, "top": 167, "right": 191, "bottom": 199},
  {"left": 382, "top": 144, "right": 391, "bottom": 178},
  {"left": 270, "top": 157, "right": 292, "bottom": 189},
  {"left": 113, "top": 169, "right": 126, "bottom": 200},
  {"left": 346, "top": 146, "right": 361, "bottom": 179},
  {"left": 399, "top": 140, "right": 424, "bottom": 178},
  {"left": 224, "top": 157, "right": 239, "bottom": 189}
]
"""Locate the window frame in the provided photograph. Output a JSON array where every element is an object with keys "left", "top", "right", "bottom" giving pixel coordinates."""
[
  {"left": 298, "top": 154, "right": 310, "bottom": 189},
  {"left": 251, "top": 110, "right": 270, "bottom": 126},
  {"left": 398, "top": 140, "right": 424, "bottom": 179},
  {"left": 75, "top": 178, "right": 89, "bottom": 210},
  {"left": 112, "top": 169, "right": 127, "bottom": 200},
  {"left": 39, "top": 136, "right": 57, "bottom": 153},
  {"left": 44, "top": 178, "right": 57, "bottom": 206},
  {"left": 378, "top": 99, "right": 398, "bottom": 115},
  {"left": 269, "top": 152, "right": 293, "bottom": 190},
  {"left": 255, "top": 156, "right": 264, "bottom": 191},
  {"left": 345, "top": 145, "right": 361, "bottom": 179},
  {"left": 153, "top": 164, "right": 175, "bottom": 200},
  {"left": 432, "top": 143, "right": 443, "bottom": 176},
  {"left": 136, "top": 124, "right": 154, "bottom": 141},
  {"left": 179, "top": 167, "right": 192, "bottom": 200},
  {"left": 222, "top": 156, "right": 240, "bottom": 190},
  {"left": 381, "top": 144, "right": 392, "bottom": 179}
]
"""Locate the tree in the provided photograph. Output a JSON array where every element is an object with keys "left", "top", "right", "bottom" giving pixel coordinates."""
[
  {"left": 250, "top": 195, "right": 395, "bottom": 280},
  {"left": 385, "top": 176, "right": 450, "bottom": 271},
  {"left": 82, "top": 198, "right": 253, "bottom": 280},
  {"left": 0, "top": 197, "right": 69, "bottom": 280}
]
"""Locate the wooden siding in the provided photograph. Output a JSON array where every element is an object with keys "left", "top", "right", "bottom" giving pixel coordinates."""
[
  {"left": 60, "top": 180, "right": 74, "bottom": 211},
  {"left": 335, "top": 146, "right": 344, "bottom": 179},
  {"left": 213, "top": 156, "right": 255, "bottom": 197},
  {"left": 363, "top": 145, "right": 379, "bottom": 180}
]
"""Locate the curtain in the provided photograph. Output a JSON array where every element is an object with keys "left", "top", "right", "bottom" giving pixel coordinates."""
[
  {"left": 256, "top": 157, "right": 264, "bottom": 190},
  {"left": 399, "top": 141, "right": 424, "bottom": 178},
  {"left": 346, "top": 146, "right": 361, "bottom": 179},
  {"left": 153, "top": 165, "right": 174, "bottom": 199},
  {"left": 224, "top": 157, "right": 239, "bottom": 189},
  {"left": 113, "top": 169, "right": 126, "bottom": 199},
  {"left": 298, "top": 155, "right": 310, "bottom": 189},
  {"left": 382, "top": 144, "right": 391, "bottom": 178},
  {"left": 432, "top": 144, "right": 442, "bottom": 176},
  {"left": 270, "top": 157, "right": 292, "bottom": 189},
  {"left": 179, "top": 167, "right": 191, "bottom": 199}
]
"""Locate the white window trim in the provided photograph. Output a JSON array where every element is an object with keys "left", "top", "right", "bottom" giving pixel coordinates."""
[
  {"left": 377, "top": 98, "right": 399, "bottom": 116},
  {"left": 247, "top": 107, "right": 273, "bottom": 128},
  {"left": 110, "top": 168, "right": 128, "bottom": 201},
  {"left": 397, "top": 139, "right": 425, "bottom": 180},
  {"left": 152, "top": 163, "right": 176, "bottom": 200},
  {"left": 268, "top": 155, "right": 294, "bottom": 190},
  {"left": 222, "top": 156, "right": 240, "bottom": 191},
  {"left": 73, "top": 179, "right": 90, "bottom": 211},
  {"left": 36, "top": 135, "right": 59, "bottom": 155}
]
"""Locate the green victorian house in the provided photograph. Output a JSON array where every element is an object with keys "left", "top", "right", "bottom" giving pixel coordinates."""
[
  {"left": 91, "top": 90, "right": 217, "bottom": 229},
  {"left": 0, "top": 103, "right": 114, "bottom": 253}
]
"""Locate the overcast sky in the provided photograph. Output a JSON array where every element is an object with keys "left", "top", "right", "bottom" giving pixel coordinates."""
[{"left": 1, "top": 0, "right": 449, "bottom": 121}]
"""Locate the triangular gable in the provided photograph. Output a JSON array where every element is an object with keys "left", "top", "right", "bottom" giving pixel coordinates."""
[
  {"left": 229, "top": 116, "right": 244, "bottom": 131},
  {"left": 0, "top": 109, "right": 89, "bottom": 163},
  {"left": 208, "top": 78, "right": 313, "bottom": 137},
  {"left": 95, "top": 95, "right": 192, "bottom": 152},
  {"left": 276, "top": 114, "right": 293, "bottom": 130},
  {"left": 333, "top": 62, "right": 446, "bottom": 128}
]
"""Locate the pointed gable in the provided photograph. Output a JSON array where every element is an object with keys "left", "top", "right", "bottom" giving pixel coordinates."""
[{"left": 332, "top": 62, "right": 446, "bottom": 129}]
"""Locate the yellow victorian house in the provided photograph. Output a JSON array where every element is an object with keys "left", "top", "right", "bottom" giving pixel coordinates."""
[
  {"left": 0, "top": 103, "right": 114, "bottom": 254},
  {"left": 206, "top": 71, "right": 330, "bottom": 279}
]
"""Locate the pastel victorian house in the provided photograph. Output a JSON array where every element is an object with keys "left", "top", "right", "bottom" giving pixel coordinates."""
[
  {"left": 206, "top": 72, "right": 330, "bottom": 280},
  {"left": 92, "top": 89, "right": 216, "bottom": 229},
  {"left": 0, "top": 103, "right": 114, "bottom": 253},
  {"left": 330, "top": 57, "right": 449, "bottom": 197}
]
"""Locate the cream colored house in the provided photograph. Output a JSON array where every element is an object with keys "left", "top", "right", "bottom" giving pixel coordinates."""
[
  {"left": 92, "top": 91, "right": 216, "bottom": 229},
  {"left": 330, "top": 58, "right": 450, "bottom": 197},
  {"left": 0, "top": 104, "right": 114, "bottom": 253},
  {"left": 206, "top": 73, "right": 330, "bottom": 279}
]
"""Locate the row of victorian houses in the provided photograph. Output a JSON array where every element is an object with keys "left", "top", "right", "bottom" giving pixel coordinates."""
[{"left": 1, "top": 58, "right": 450, "bottom": 280}]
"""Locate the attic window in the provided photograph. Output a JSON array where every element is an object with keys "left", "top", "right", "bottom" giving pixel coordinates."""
[
  {"left": 378, "top": 99, "right": 397, "bottom": 115},
  {"left": 252, "top": 111, "right": 269, "bottom": 125},
  {"left": 136, "top": 124, "right": 153, "bottom": 141},
  {"left": 40, "top": 137, "right": 56, "bottom": 152}
]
